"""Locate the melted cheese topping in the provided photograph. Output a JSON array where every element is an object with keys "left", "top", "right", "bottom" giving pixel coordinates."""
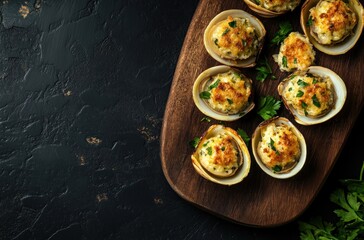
[
  {"left": 282, "top": 73, "right": 334, "bottom": 117},
  {"left": 274, "top": 32, "right": 315, "bottom": 72},
  {"left": 199, "top": 133, "right": 240, "bottom": 176},
  {"left": 211, "top": 16, "right": 259, "bottom": 60},
  {"left": 309, "top": 0, "right": 357, "bottom": 45},
  {"left": 205, "top": 70, "right": 251, "bottom": 114},
  {"left": 257, "top": 122, "right": 300, "bottom": 172},
  {"left": 257, "top": 0, "right": 301, "bottom": 12}
]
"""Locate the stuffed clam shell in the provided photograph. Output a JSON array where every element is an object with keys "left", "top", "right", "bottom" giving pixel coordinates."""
[
  {"left": 191, "top": 124, "right": 251, "bottom": 185},
  {"left": 300, "top": 0, "right": 364, "bottom": 55},
  {"left": 243, "top": 0, "right": 301, "bottom": 18},
  {"left": 252, "top": 117, "right": 307, "bottom": 179},
  {"left": 277, "top": 66, "right": 347, "bottom": 125},
  {"left": 204, "top": 9, "right": 266, "bottom": 67},
  {"left": 192, "top": 65, "right": 255, "bottom": 121}
]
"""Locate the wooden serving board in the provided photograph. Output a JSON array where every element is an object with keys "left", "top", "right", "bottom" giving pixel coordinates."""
[{"left": 160, "top": 0, "right": 364, "bottom": 227}]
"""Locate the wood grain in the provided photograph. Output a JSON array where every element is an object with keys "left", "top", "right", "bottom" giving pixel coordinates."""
[{"left": 160, "top": 0, "right": 364, "bottom": 227}]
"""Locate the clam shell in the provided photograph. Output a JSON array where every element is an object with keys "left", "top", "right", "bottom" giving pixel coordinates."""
[
  {"left": 192, "top": 65, "right": 255, "bottom": 121},
  {"left": 243, "top": 0, "right": 301, "bottom": 18},
  {"left": 204, "top": 9, "right": 266, "bottom": 68},
  {"left": 251, "top": 117, "right": 307, "bottom": 179},
  {"left": 191, "top": 124, "right": 251, "bottom": 185},
  {"left": 300, "top": 0, "right": 364, "bottom": 55},
  {"left": 277, "top": 66, "right": 347, "bottom": 125}
]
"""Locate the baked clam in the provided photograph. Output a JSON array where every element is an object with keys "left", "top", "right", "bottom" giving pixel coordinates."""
[
  {"left": 204, "top": 9, "right": 266, "bottom": 67},
  {"left": 301, "top": 0, "right": 364, "bottom": 55},
  {"left": 273, "top": 31, "right": 316, "bottom": 72},
  {"left": 243, "top": 0, "right": 301, "bottom": 18},
  {"left": 192, "top": 65, "right": 255, "bottom": 121},
  {"left": 191, "top": 124, "right": 251, "bottom": 185},
  {"left": 252, "top": 117, "right": 307, "bottom": 179},
  {"left": 277, "top": 66, "right": 347, "bottom": 125}
]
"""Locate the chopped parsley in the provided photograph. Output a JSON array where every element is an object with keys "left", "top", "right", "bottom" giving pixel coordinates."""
[
  {"left": 282, "top": 56, "right": 288, "bottom": 68},
  {"left": 206, "top": 146, "right": 212, "bottom": 155},
  {"left": 189, "top": 137, "right": 200, "bottom": 148},
  {"left": 208, "top": 80, "right": 220, "bottom": 90},
  {"left": 257, "top": 96, "right": 282, "bottom": 120},
  {"left": 307, "top": 16, "right": 313, "bottom": 27},
  {"left": 237, "top": 128, "right": 250, "bottom": 144},
  {"left": 312, "top": 94, "right": 321, "bottom": 108},
  {"left": 301, "top": 101, "right": 308, "bottom": 108},
  {"left": 272, "top": 165, "right": 282, "bottom": 172},
  {"left": 312, "top": 78, "right": 318, "bottom": 84},
  {"left": 214, "top": 38, "right": 219, "bottom": 47},
  {"left": 200, "top": 80, "right": 220, "bottom": 100},
  {"left": 294, "top": 58, "right": 297, "bottom": 64},
  {"left": 228, "top": 20, "right": 237, "bottom": 28},
  {"left": 296, "top": 90, "right": 304, "bottom": 97},
  {"left": 242, "top": 39, "right": 247, "bottom": 47},
  {"left": 199, "top": 91, "right": 211, "bottom": 99},
  {"left": 268, "top": 138, "right": 280, "bottom": 155},
  {"left": 301, "top": 101, "right": 308, "bottom": 116},
  {"left": 233, "top": 72, "right": 241, "bottom": 79},
  {"left": 201, "top": 116, "right": 211, "bottom": 122},
  {"left": 222, "top": 28, "right": 230, "bottom": 36},
  {"left": 227, "top": 98, "right": 233, "bottom": 104},
  {"left": 290, "top": 74, "right": 297, "bottom": 79},
  {"left": 297, "top": 79, "right": 309, "bottom": 87}
]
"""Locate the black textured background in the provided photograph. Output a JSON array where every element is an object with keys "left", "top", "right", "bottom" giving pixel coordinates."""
[{"left": 0, "top": 0, "right": 362, "bottom": 239}]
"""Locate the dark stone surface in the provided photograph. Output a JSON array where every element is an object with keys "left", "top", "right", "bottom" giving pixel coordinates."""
[{"left": 0, "top": 0, "right": 362, "bottom": 239}]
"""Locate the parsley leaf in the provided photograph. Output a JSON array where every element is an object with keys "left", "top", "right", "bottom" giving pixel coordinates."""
[
  {"left": 222, "top": 28, "right": 230, "bottom": 36},
  {"left": 296, "top": 90, "right": 304, "bottom": 97},
  {"left": 228, "top": 20, "right": 237, "bottom": 28},
  {"left": 237, "top": 128, "right": 250, "bottom": 145},
  {"left": 189, "top": 137, "right": 200, "bottom": 148},
  {"left": 312, "top": 94, "right": 321, "bottom": 108},
  {"left": 298, "top": 79, "right": 309, "bottom": 87},
  {"left": 255, "top": 56, "right": 276, "bottom": 82},
  {"left": 201, "top": 116, "right": 211, "bottom": 122},
  {"left": 270, "top": 21, "right": 293, "bottom": 46},
  {"left": 307, "top": 16, "right": 314, "bottom": 27},
  {"left": 272, "top": 165, "right": 282, "bottom": 172},
  {"left": 282, "top": 56, "right": 288, "bottom": 68},
  {"left": 206, "top": 146, "right": 212, "bottom": 155},
  {"left": 199, "top": 91, "right": 211, "bottom": 99},
  {"left": 257, "top": 96, "right": 282, "bottom": 120},
  {"left": 208, "top": 79, "right": 220, "bottom": 90}
]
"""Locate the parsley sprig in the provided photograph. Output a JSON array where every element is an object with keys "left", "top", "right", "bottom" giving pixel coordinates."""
[
  {"left": 237, "top": 128, "right": 250, "bottom": 145},
  {"left": 299, "top": 161, "right": 364, "bottom": 240},
  {"left": 257, "top": 96, "right": 282, "bottom": 120},
  {"left": 255, "top": 56, "right": 276, "bottom": 82},
  {"left": 270, "top": 21, "right": 293, "bottom": 46}
]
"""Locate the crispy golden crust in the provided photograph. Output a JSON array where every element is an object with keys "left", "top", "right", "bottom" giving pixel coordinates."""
[{"left": 309, "top": 0, "right": 357, "bottom": 45}]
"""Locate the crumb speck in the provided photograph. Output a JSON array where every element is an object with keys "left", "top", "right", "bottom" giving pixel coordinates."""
[
  {"left": 96, "top": 193, "right": 108, "bottom": 202},
  {"left": 19, "top": 5, "right": 30, "bottom": 18},
  {"left": 154, "top": 197, "right": 163, "bottom": 205},
  {"left": 63, "top": 89, "right": 72, "bottom": 96},
  {"left": 137, "top": 127, "right": 158, "bottom": 142},
  {"left": 77, "top": 155, "right": 86, "bottom": 166},
  {"left": 86, "top": 137, "right": 102, "bottom": 145}
]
